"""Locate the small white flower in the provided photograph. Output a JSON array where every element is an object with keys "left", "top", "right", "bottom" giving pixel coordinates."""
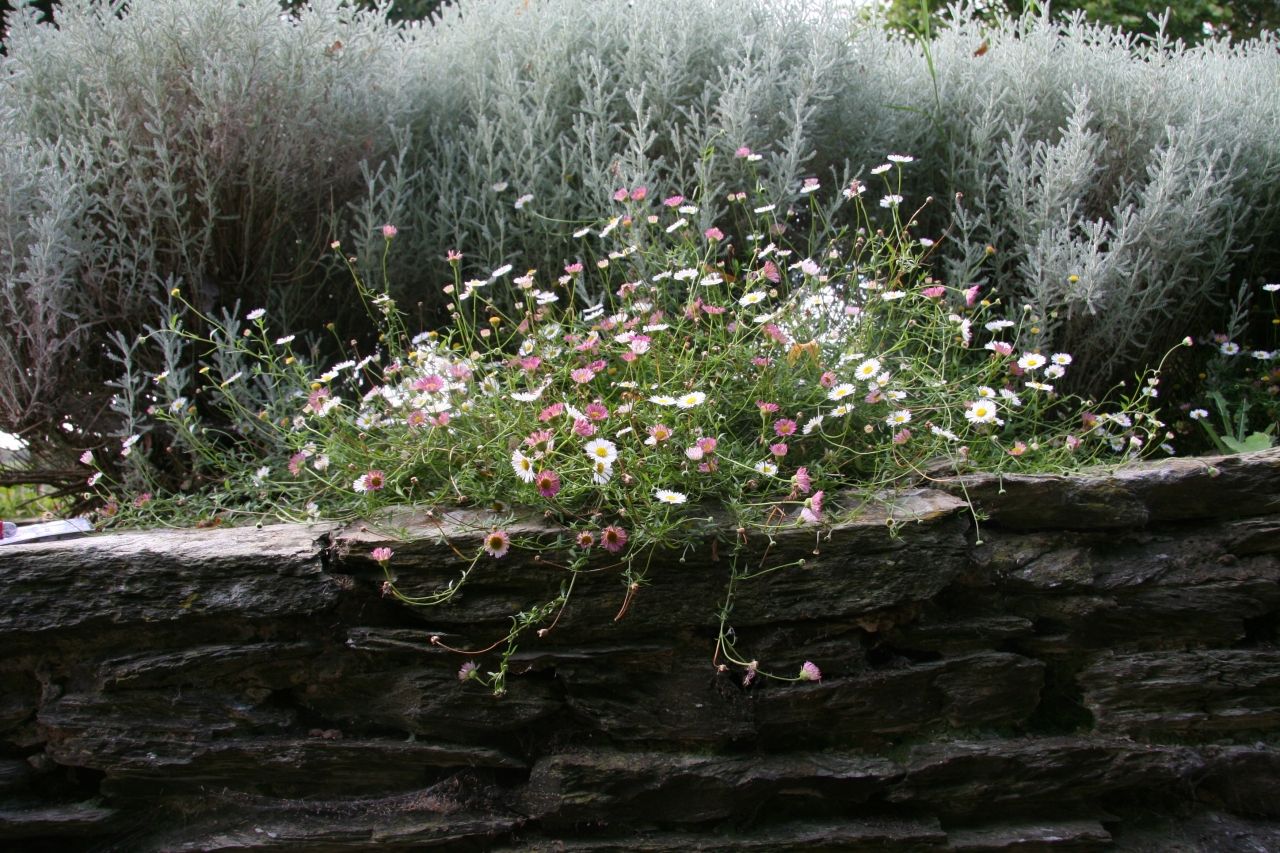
[
  {"left": 753, "top": 460, "right": 778, "bottom": 476},
  {"left": 1220, "top": 342, "right": 1241, "bottom": 355},
  {"left": 275, "top": 334, "right": 295, "bottom": 346},
  {"left": 1025, "top": 381, "right": 1054, "bottom": 392},
  {"left": 246, "top": 308, "right": 266, "bottom": 321},
  {"left": 881, "top": 290, "right": 906, "bottom": 300},
  {"left": 879, "top": 194, "right": 903, "bottom": 208},
  {"left": 1045, "top": 365, "right": 1066, "bottom": 379},
  {"left": 828, "top": 383, "right": 856, "bottom": 401},
  {"left": 678, "top": 204, "right": 700, "bottom": 214},
  {"left": 514, "top": 193, "right": 534, "bottom": 209},
  {"left": 999, "top": 388, "right": 1023, "bottom": 407},
  {"left": 591, "top": 460, "right": 613, "bottom": 484},
  {"left": 871, "top": 163, "right": 892, "bottom": 175},
  {"left": 887, "top": 154, "right": 914, "bottom": 163},
  {"left": 976, "top": 386, "right": 996, "bottom": 398},
  {"left": 654, "top": 488, "right": 688, "bottom": 505},
  {"left": 1051, "top": 352, "right": 1072, "bottom": 366},
  {"left": 930, "top": 425, "right": 959, "bottom": 441},
  {"left": 886, "top": 409, "right": 912, "bottom": 426},
  {"left": 511, "top": 449, "right": 536, "bottom": 483},
  {"left": 1017, "top": 353, "right": 1047, "bottom": 371},
  {"left": 584, "top": 438, "right": 618, "bottom": 464},
  {"left": 676, "top": 391, "right": 706, "bottom": 409},
  {"left": 831, "top": 403, "right": 852, "bottom": 417},
  {"left": 1252, "top": 350, "right": 1273, "bottom": 360},
  {"left": 491, "top": 181, "right": 509, "bottom": 192},
  {"left": 649, "top": 394, "right": 677, "bottom": 406},
  {"left": 738, "top": 291, "right": 767, "bottom": 306},
  {"left": 573, "top": 226, "right": 592, "bottom": 238},
  {"left": 1189, "top": 408, "right": 1209, "bottom": 420},
  {"left": 490, "top": 264, "right": 513, "bottom": 278},
  {"left": 1263, "top": 283, "right": 1280, "bottom": 292},
  {"left": 855, "top": 358, "right": 882, "bottom": 381},
  {"left": 665, "top": 218, "right": 688, "bottom": 233},
  {"left": 985, "top": 320, "right": 1015, "bottom": 331},
  {"left": 753, "top": 204, "right": 776, "bottom": 214},
  {"left": 802, "top": 415, "right": 824, "bottom": 435},
  {"left": 965, "top": 400, "right": 1000, "bottom": 424}
]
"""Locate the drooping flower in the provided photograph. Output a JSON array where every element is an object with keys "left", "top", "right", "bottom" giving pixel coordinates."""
[
  {"left": 484, "top": 529, "right": 511, "bottom": 559},
  {"left": 798, "top": 661, "right": 822, "bottom": 681},
  {"left": 458, "top": 660, "right": 479, "bottom": 681},
  {"left": 799, "top": 490, "right": 824, "bottom": 525}
]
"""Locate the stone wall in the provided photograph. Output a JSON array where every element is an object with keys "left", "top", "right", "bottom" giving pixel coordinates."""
[{"left": 1, "top": 449, "right": 1278, "bottom": 851}]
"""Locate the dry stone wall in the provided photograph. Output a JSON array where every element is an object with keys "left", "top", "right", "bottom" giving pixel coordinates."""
[{"left": 1, "top": 449, "right": 1278, "bottom": 851}]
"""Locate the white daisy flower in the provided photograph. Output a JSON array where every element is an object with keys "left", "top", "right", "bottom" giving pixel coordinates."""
[
  {"left": 828, "top": 383, "right": 856, "bottom": 401},
  {"left": 1017, "top": 353, "right": 1047, "bottom": 371},
  {"left": 753, "top": 460, "right": 779, "bottom": 476},
  {"left": 676, "top": 391, "right": 706, "bottom": 409},
  {"left": 584, "top": 438, "right": 618, "bottom": 464},
  {"left": 738, "top": 291, "right": 767, "bottom": 306},
  {"left": 855, "top": 358, "right": 882, "bottom": 381},
  {"left": 654, "top": 488, "right": 688, "bottom": 505},
  {"left": 965, "top": 400, "right": 1000, "bottom": 424},
  {"left": 511, "top": 449, "right": 536, "bottom": 483}
]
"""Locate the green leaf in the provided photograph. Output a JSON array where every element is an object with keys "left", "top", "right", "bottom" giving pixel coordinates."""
[{"left": 1221, "top": 432, "right": 1275, "bottom": 454}]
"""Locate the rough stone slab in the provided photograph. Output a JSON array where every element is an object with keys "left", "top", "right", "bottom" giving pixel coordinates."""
[
  {"left": 520, "top": 750, "right": 903, "bottom": 828},
  {"left": 334, "top": 490, "right": 971, "bottom": 634},
  {"left": 1080, "top": 650, "right": 1280, "bottom": 735},
  {"left": 74, "top": 738, "right": 524, "bottom": 800},
  {"left": 891, "top": 738, "right": 1204, "bottom": 816},
  {"left": 1110, "top": 810, "right": 1280, "bottom": 851},
  {"left": 142, "top": 811, "right": 521, "bottom": 852},
  {"left": 1195, "top": 746, "right": 1280, "bottom": 818},
  {"left": 0, "top": 523, "right": 337, "bottom": 633},
  {"left": 753, "top": 653, "right": 1044, "bottom": 740},
  {"left": 499, "top": 818, "right": 949, "bottom": 851},
  {"left": 946, "top": 819, "right": 1112, "bottom": 850},
  {"left": 0, "top": 800, "right": 118, "bottom": 838},
  {"left": 940, "top": 448, "right": 1280, "bottom": 529},
  {"left": 97, "top": 642, "right": 323, "bottom": 690}
]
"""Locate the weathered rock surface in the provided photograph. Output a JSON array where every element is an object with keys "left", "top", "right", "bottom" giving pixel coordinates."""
[{"left": 1, "top": 453, "right": 1278, "bottom": 849}]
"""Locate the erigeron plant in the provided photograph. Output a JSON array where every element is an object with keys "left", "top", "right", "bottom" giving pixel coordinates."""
[{"left": 88, "top": 158, "right": 1170, "bottom": 694}]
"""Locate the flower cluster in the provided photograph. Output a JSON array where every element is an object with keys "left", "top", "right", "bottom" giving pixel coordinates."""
[{"left": 90, "top": 155, "right": 1168, "bottom": 694}]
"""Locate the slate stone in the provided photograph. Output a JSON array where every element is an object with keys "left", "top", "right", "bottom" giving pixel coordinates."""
[
  {"left": 1080, "top": 650, "right": 1280, "bottom": 735},
  {"left": 946, "top": 819, "right": 1112, "bottom": 851}
]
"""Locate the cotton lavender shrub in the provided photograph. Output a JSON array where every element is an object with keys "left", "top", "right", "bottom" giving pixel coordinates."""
[{"left": 89, "top": 157, "right": 1171, "bottom": 694}]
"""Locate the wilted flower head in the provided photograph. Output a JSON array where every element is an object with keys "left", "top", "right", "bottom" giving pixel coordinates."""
[{"left": 798, "top": 661, "right": 822, "bottom": 682}]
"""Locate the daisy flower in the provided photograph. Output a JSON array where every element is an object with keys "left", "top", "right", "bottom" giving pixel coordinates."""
[
  {"left": 600, "top": 525, "right": 629, "bottom": 553},
  {"left": 1017, "top": 353, "right": 1047, "bottom": 371},
  {"left": 886, "top": 409, "right": 912, "bottom": 426},
  {"left": 754, "top": 460, "right": 779, "bottom": 476},
  {"left": 511, "top": 450, "right": 536, "bottom": 483},
  {"left": 676, "top": 391, "right": 706, "bottom": 408},
  {"left": 738, "top": 291, "right": 767, "bottom": 307},
  {"left": 584, "top": 438, "right": 618, "bottom": 464},
  {"left": 1189, "top": 408, "right": 1209, "bottom": 420},
  {"left": 654, "top": 488, "right": 688, "bottom": 505},
  {"left": 645, "top": 423, "right": 673, "bottom": 445},
  {"left": 1051, "top": 353, "right": 1072, "bottom": 366},
  {"left": 855, "top": 358, "right": 882, "bottom": 381},
  {"left": 965, "top": 400, "right": 1000, "bottom": 425},
  {"left": 484, "top": 529, "right": 511, "bottom": 559},
  {"left": 798, "top": 661, "right": 822, "bottom": 681},
  {"left": 591, "top": 460, "right": 613, "bottom": 485},
  {"left": 799, "top": 490, "right": 824, "bottom": 525},
  {"left": 535, "top": 470, "right": 562, "bottom": 499},
  {"left": 649, "top": 394, "right": 678, "bottom": 406},
  {"left": 828, "top": 383, "right": 856, "bottom": 401},
  {"left": 773, "top": 418, "right": 797, "bottom": 437},
  {"left": 353, "top": 470, "right": 387, "bottom": 493}
]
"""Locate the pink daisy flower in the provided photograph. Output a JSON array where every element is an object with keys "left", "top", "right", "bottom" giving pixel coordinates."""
[
  {"left": 535, "top": 470, "right": 562, "bottom": 499},
  {"left": 484, "top": 529, "right": 511, "bottom": 559},
  {"left": 600, "top": 525, "right": 629, "bottom": 553}
]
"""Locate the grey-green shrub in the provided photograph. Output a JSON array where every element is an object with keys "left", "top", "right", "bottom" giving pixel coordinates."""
[
  {"left": 0, "top": 0, "right": 425, "bottom": 467},
  {"left": 389, "top": 0, "right": 1279, "bottom": 391}
]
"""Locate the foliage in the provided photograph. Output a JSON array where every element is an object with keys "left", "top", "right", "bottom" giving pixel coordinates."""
[
  {"left": 0, "top": 0, "right": 425, "bottom": 477},
  {"left": 873, "top": 0, "right": 1280, "bottom": 44},
  {"left": 4, "top": 0, "right": 1278, "bottom": 500},
  {"left": 89, "top": 163, "right": 1171, "bottom": 693},
  {"left": 1181, "top": 282, "right": 1280, "bottom": 454}
]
